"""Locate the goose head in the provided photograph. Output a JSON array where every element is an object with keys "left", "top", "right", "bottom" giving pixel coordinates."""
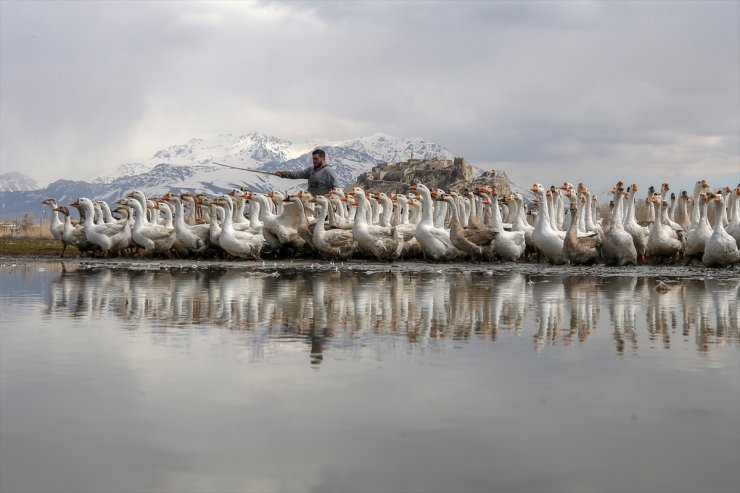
[
  {"left": 269, "top": 191, "right": 286, "bottom": 204},
  {"left": 163, "top": 193, "right": 181, "bottom": 205}
]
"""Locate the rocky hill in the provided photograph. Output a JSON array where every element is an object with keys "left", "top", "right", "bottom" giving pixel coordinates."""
[{"left": 353, "top": 157, "right": 515, "bottom": 196}]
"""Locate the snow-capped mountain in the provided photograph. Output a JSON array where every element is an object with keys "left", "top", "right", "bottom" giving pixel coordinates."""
[
  {"left": 93, "top": 132, "right": 456, "bottom": 185},
  {"left": 0, "top": 132, "right": 467, "bottom": 219},
  {"left": 0, "top": 171, "right": 41, "bottom": 192}
]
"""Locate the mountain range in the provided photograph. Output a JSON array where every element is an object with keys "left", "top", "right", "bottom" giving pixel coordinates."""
[
  {"left": 0, "top": 172, "right": 42, "bottom": 193},
  {"left": 0, "top": 132, "right": 470, "bottom": 220}
]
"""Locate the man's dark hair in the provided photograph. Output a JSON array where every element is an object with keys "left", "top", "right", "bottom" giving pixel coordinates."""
[{"left": 312, "top": 149, "right": 326, "bottom": 158}]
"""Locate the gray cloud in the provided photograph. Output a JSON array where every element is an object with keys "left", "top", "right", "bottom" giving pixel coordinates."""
[{"left": 1, "top": 0, "right": 737, "bottom": 192}]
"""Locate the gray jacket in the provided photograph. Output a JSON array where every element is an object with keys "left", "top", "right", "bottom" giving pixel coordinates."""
[{"left": 281, "top": 165, "right": 338, "bottom": 196}]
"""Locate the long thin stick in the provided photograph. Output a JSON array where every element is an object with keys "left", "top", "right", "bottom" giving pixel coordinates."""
[{"left": 210, "top": 161, "right": 280, "bottom": 176}]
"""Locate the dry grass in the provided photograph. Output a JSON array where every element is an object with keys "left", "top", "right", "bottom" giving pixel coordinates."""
[
  {"left": 0, "top": 223, "right": 55, "bottom": 239},
  {"left": 0, "top": 237, "right": 74, "bottom": 256}
]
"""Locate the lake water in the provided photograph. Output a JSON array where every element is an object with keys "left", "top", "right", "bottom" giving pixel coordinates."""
[{"left": 1, "top": 260, "right": 738, "bottom": 493}]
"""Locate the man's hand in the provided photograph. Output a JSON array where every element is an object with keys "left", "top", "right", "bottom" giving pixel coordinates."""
[{"left": 275, "top": 171, "right": 284, "bottom": 178}]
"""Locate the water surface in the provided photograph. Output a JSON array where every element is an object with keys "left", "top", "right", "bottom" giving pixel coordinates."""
[{"left": 1, "top": 260, "right": 738, "bottom": 493}]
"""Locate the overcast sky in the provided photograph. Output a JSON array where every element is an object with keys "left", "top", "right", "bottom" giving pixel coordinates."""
[{"left": 1, "top": 0, "right": 738, "bottom": 193}]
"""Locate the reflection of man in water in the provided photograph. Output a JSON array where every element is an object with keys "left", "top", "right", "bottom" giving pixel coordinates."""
[{"left": 309, "top": 327, "right": 328, "bottom": 366}]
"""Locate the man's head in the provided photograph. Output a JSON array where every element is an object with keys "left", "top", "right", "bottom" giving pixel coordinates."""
[{"left": 312, "top": 149, "right": 326, "bottom": 169}]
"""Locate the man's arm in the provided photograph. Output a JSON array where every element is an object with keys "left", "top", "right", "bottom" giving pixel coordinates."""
[{"left": 276, "top": 166, "right": 312, "bottom": 179}]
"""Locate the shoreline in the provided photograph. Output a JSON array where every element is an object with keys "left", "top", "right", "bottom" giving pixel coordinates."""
[{"left": 2, "top": 254, "right": 737, "bottom": 281}]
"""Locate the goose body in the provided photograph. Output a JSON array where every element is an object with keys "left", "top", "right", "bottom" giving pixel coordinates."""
[
  {"left": 412, "top": 184, "right": 460, "bottom": 262},
  {"left": 563, "top": 201, "right": 601, "bottom": 265},
  {"left": 646, "top": 199, "right": 683, "bottom": 262},
  {"left": 509, "top": 194, "right": 536, "bottom": 256},
  {"left": 164, "top": 194, "right": 208, "bottom": 255},
  {"left": 702, "top": 194, "right": 740, "bottom": 267},
  {"left": 124, "top": 198, "right": 176, "bottom": 256},
  {"left": 41, "top": 198, "right": 64, "bottom": 242},
  {"left": 442, "top": 193, "right": 495, "bottom": 260},
  {"left": 531, "top": 184, "right": 567, "bottom": 264},
  {"left": 725, "top": 187, "right": 740, "bottom": 247},
  {"left": 311, "top": 196, "right": 358, "bottom": 260},
  {"left": 600, "top": 189, "right": 637, "bottom": 266},
  {"left": 214, "top": 196, "right": 265, "bottom": 259},
  {"left": 252, "top": 192, "right": 305, "bottom": 253},
  {"left": 54, "top": 206, "right": 93, "bottom": 256},
  {"left": 72, "top": 197, "right": 127, "bottom": 255},
  {"left": 486, "top": 191, "right": 524, "bottom": 261},
  {"left": 351, "top": 187, "right": 403, "bottom": 261},
  {"left": 685, "top": 193, "right": 712, "bottom": 259},
  {"left": 622, "top": 185, "right": 648, "bottom": 260}
]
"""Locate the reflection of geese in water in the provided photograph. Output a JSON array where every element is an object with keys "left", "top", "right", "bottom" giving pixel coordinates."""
[
  {"left": 563, "top": 276, "right": 601, "bottom": 345},
  {"left": 530, "top": 278, "right": 566, "bottom": 352},
  {"left": 603, "top": 276, "right": 640, "bottom": 354},
  {"left": 646, "top": 278, "right": 682, "bottom": 349},
  {"left": 487, "top": 272, "right": 527, "bottom": 337},
  {"left": 677, "top": 279, "right": 711, "bottom": 349},
  {"left": 46, "top": 269, "right": 79, "bottom": 316},
  {"left": 42, "top": 267, "right": 739, "bottom": 358},
  {"left": 704, "top": 278, "right": 740, "bottom": 349}
]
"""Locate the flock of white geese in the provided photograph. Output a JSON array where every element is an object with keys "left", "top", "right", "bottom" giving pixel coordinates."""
[{"left": 41, "top": 179, "right": 740, "bottom": 267}]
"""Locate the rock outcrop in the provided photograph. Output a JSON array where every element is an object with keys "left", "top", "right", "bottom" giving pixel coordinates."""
[{"left": 353, "top": 157, "right": 514, "bottom": 195}]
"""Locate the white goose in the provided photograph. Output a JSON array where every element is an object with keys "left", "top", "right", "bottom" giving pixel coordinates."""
[
  {"left": 563, "top": 199, "right": 601, "bottom": 265},
  {"left": 310, "top": 195, "right": 358, "bottom": 260},
  {"left": 390, "top": 193, "right": 422, "bottom": 258},
  {"left": 246, "top": 192, "right": 304, "bottom": 253},
  {"left": 123, "top": 198, "right": 176, "bottom": 256},
  {"left": 441, "top": 192, "right": 496, "bottom": 260},
  {"left": 410, "top": 183, "right": 460, "bottom": 262},
  {"left": 684, "top": 193, "right": 712, "bottom": 260},
  {"left": 600, "top": 188, "right": 637, "bottom": 266},
  {"left": 622, "top": 184, "right": 649, "bottom": 262},
  {"left": 646, "top": 197, "right": 683, "bottom": 263},
  {"left": 286, "top": 192, "right": 316, "bottom": 251},
  {"left": 326, "top": 192, "right": 353, "bottom": 230},
  {"left": 71, "top": 197, "right": 127, "bottom": 256},
  {"left": 41, "top": 198, "right": 64, "bottom": 243},
  {"left": 485, "top": 190, "right": 525, "bottom": 261},
  {"left": 213, "top": 196, "right": 265, "bottom": 260},
  {"left": 350, "top": 187, "right": 403, "bottom": 261},
  {"left": 164, "top": 193, "right": 209, "bottom": 255},
  {"left": 703, "top": 193, "right": 740, "bottom": 267},
  {"left": 726, "top": 187, "right": 740, "bottom": 247},
  {"left": 508, "top": 194, "right": 536, "bottom": 257},
  {"left": 208, "top": 203, "right": 224, "bottom": 249},
  {"left": 531, "top": 184, "right": 567, "bottom": 264},
  {"left": 53, "top": 205, "right": 91, "bottom": 257}
]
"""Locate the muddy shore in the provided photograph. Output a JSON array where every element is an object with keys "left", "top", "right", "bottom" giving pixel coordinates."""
[{"left": 2, "top": 254, "right": 737, "bottom": 282}]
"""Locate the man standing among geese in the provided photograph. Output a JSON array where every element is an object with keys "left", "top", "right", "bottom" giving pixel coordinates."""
[{"left": 275, "top": 148, "right": 338, "bottom": 196}]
